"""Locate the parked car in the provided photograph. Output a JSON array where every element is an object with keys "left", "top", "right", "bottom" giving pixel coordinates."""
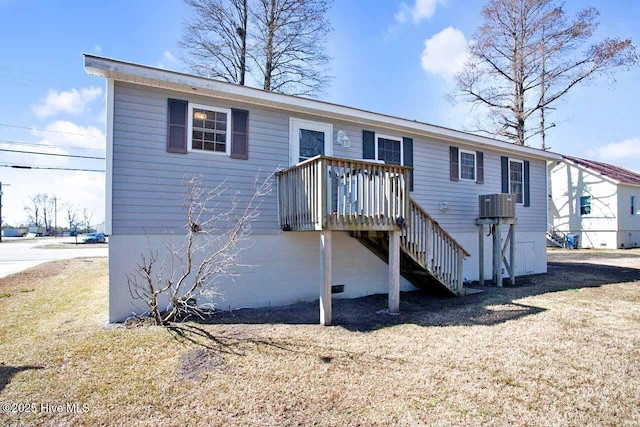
[{"left": 83, "top": 233, "right": 106, "bottom": 243}]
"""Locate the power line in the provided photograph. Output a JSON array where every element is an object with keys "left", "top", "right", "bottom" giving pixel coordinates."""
[
  {"left": 0, "top": 66, "right": 75, "bottom": 84},
  {"left": 0, "top": 79, "right": 50, "bottom": 89},
  {"left": 0, "top": 139, "right": 105, "bottom": 152},
  {"left": 0, "top": 148, "right": 105, "bottom": 160},
  {"left": 0, "top": 163, "right": 105, "bottom": 173},
  {"left": 0, "top": 123, "right": 103, "bottom": 138}
]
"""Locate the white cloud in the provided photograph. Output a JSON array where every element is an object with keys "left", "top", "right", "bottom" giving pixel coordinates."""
[
  {"left": 31, "top": 87, "right": 103, "bottom": 118},
  {"left": 93, "top": 45, "right": 102, "bottom": 54},
  {"left": 587, "top": 138, "right": 640, "bottom": 162},
  {"left": 164, "top": 50, "right": 177, "bottom": 63},
  {"left": 157, "top": 50, "right": 179, "bottom": 69},
  {"left": 2, "top": 120, "right": 106, "bottom": 227},
  {"left": 32, "top": 120, "right": 106, "bottom": 151},
  {"left": 421, "top": 27, "right": 469, "bottom": 78},
  {"left": 395, "top": 0, "right": 441, "bottom": 24}
]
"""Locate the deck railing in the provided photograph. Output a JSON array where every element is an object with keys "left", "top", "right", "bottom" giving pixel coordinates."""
[
  {"left": 277, "top": 156, "right": 412, "bottom": 231},
  {"left": 401, "top": 199, "right": 470, "bottom": 294}
]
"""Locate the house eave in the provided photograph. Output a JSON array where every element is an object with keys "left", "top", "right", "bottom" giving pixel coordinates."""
[
  {"left": 84, "top": 54, "right": 561, "bottom": 162},
  {"left": 560, "top": 157, "right": 622, "bottom": 186}
]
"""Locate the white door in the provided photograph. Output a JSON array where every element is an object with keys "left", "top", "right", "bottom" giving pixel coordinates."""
[{"left": 289, "top": 118, "right": 333, "bottom": 166}]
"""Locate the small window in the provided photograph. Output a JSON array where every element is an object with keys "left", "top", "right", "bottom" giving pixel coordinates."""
[
  {"left": 632, "top": 195, "right": 637, "bottom": 216},
  {"left": 376, "top": 135, "right": 403, "bottom": 165},
  {"left": 459, "top": 150, "right": 476, "bottom": 180},
  {"left": 509, "top": 160, "right": 524, "bottom": 204},
  {"left": 189, "top": 103, "right": 232, "bottom": 155},
  {"left": 580, "top": 196, "right": 591, "bottom": 215}
]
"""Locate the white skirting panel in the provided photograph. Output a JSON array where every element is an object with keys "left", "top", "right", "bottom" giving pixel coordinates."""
[{"left": 108, "top": 231, "right": 416, "bottom": 322}]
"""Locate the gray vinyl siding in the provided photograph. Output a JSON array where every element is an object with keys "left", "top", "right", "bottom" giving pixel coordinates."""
[
  {"left": 111, "top": 81, "right": 548, "bottom": 236},
  {"left": 112, "top": 82, "right": 288, "bottom": 235}
]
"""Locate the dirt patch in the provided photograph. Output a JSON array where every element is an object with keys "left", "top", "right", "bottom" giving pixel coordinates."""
[
  {"left": 0, "top": 260, "right": 67, "bottom": 288},
  {"left": 177, "top": 349, "right": 226, "bottom": 381}
]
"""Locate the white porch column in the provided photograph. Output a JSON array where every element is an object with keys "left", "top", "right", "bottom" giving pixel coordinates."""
[
  {"left": 320, "top": 230, "right": 332, "bottom": 326},
  {"left": 388, "top": 230, "right": 400, "bottom": 313}
]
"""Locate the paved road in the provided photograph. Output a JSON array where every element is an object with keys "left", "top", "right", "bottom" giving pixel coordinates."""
[{"left": 0, "top": 236, "right": 108, "bottom": 279}]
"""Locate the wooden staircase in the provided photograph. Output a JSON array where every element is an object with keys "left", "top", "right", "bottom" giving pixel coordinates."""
[
  {"left": 547, "top": 223, "right": 567, "bottom": 248},
  {"left": 352, "top": 198, "right": 469, "bottom": 296}
]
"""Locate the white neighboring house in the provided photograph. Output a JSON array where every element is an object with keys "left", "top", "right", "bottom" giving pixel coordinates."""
[
  {"left": 84, "top": 55, "right": 560, "bottom": 323},
  {"left": 549, "top": 155, "right": 640, "bottom": 249}
]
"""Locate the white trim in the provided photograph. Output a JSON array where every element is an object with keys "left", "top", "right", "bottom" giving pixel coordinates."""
[
  {"left": 459, "top": 149, "right": 476, "bottom": 181},
  {"left": 579, "top": 195, "right": 592, "bottom": 216},
  {"left": 84, "top": 54, "right": 560, "bottom": 162},
  {"left": 289, "top": 117, "right": 333, "bottom": 166},
  {"left": 105, "top": 78, "right": 114, "bottom": 235},
  {"left": 509, "top": 158, "right": 524, "bottom": 205},
  {"left": 187, "top": 103, "right": 232, "bottom": 156},
  {"left": 375, "top": 134, "right": 403, "bottom": 165}
]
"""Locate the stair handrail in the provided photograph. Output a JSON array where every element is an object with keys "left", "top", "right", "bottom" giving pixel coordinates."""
[{"left": 401, "top": 198, "right": 469, "bottom": 295}]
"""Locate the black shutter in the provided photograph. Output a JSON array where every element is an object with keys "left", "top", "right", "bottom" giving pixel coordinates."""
[
  {"left": 363, "top": 130, "right": 375, "bottom": 159},
  {"left": 524, "top": 160, "right": 530, "bottom": 207},
  {"left": 230, "top": 109, "right": 249, "bottom": 160},
  {"left": 403, "top": 137, "right": 413, "bottom": 191},
  {"left": 167, "top": 99, "right": 188, "bottom": 154},
  {"left": 449, "top": 146, "right": 459, "bottom": 181},
  {"left": 501, "top": 156, "right": 509, "bottom": 193},
  {"left": 476, "top": 151, "right": 484, "bottom": 184}
]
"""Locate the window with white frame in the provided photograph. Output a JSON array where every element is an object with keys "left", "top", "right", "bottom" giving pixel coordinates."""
[
  {"left": 580, "top": 196, "right": 591, "bottom": 215},
  {"left": 459, "top": 150, "right": 476, "bottom": 180},
  {"left": 189, "top": 103, "right": 232, "bottom": 155},
  {"left": 509, "top": 159, "right": 524, "bottom": 204},
  {"left": 289, "top": 118, "right": 333, "bottom": 165},
  {"left": 632, "top": 195, "right": 637, "bottom": 216},
  {"left": 376, "top": 134, "right": 403, "bottom": 165}
]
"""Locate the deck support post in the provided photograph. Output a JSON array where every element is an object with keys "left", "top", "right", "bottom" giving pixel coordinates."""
[
  {"left": 478, "top": 224, "right": 485, "bottom": 286},
  {"left": 476, "top": 218, "right": 517, "bottom": 287},
  {"left": 320, "top": 230, "right": 332, "bottom": 326},
  {"left": 388, "top": 229, "right": 400, "bottom": 313},
  {"left": 509, "top": 224, "right": 516, "bottom": 285},
  {"left": 493, "top": 223, "right": 502, "bottom": 287}
]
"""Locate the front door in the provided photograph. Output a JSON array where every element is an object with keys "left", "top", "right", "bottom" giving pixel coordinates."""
[{"left": 289, "top": 118, "right": 333, "bottom": 166}]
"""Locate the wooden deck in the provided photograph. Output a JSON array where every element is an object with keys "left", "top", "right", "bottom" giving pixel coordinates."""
[{"left": 276, "top": 156, "right": 412, "bottom": 232}]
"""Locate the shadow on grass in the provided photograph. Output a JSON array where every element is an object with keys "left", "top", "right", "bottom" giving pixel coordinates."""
[
  {"left": 0, "top": 365, "right": 43, "bottom": 393},
  {"left": 185, "top": 261, "right": 640, "bottom": 333}
]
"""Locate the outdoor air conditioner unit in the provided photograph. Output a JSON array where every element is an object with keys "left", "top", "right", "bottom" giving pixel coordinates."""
[{"left": 478, "top": 193, "right": 515, "bottom": 218}]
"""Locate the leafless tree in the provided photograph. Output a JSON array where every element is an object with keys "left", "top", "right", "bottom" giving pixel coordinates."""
[
  {"left": 82, "top": 209, "right": 94, "bottom": 233},
  {"left": 42, "top": 195, "right": 54, "bottom": 232},
  {"left": 63, "top": 202, "right": 78, "bottom": 230},
  {"left": 253, "top": 0, "right": 332, "bottom": 96},
  {"left": 23, "top": 194, "right": 44, "bottom": 228},
  {"left": 455, "top": 0, "right": 638, "bottom": 146},
  {"left": 181, "top": 0, "right": 250, "bottom": 84},
  {"left": 23, "top": 193, "right": 54, "bottom": 230},
  {"left": 181, "top": 0, "right": 332, "bottom": 97},
  {"left": 127, "top": 173, "right": 273, "bottom": 325}
]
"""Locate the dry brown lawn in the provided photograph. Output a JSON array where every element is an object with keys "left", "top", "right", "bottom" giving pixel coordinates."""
[{"left": 1, "top": 250, "right": 640, "bottom": 426}]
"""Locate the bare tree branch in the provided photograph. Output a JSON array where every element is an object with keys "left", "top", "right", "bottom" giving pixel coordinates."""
[
  {"left": 127, "top": 171, "right": 274, "bottom": 325},
  {"left": 455, "top": 0, "right": 638, "bottom": 146}
]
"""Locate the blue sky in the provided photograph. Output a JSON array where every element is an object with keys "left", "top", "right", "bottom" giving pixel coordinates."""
[{"left": 1, "top": 0, "right": 639, "bottom": 226}]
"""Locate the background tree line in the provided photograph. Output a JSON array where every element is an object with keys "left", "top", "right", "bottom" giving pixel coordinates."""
[{"left": 23, "top": 194, "right": 93, "bottom": 233}]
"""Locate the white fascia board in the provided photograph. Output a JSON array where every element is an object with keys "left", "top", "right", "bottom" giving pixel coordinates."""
[{"left": 84, "top": 54, "right": 561, "bottom": 162}]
